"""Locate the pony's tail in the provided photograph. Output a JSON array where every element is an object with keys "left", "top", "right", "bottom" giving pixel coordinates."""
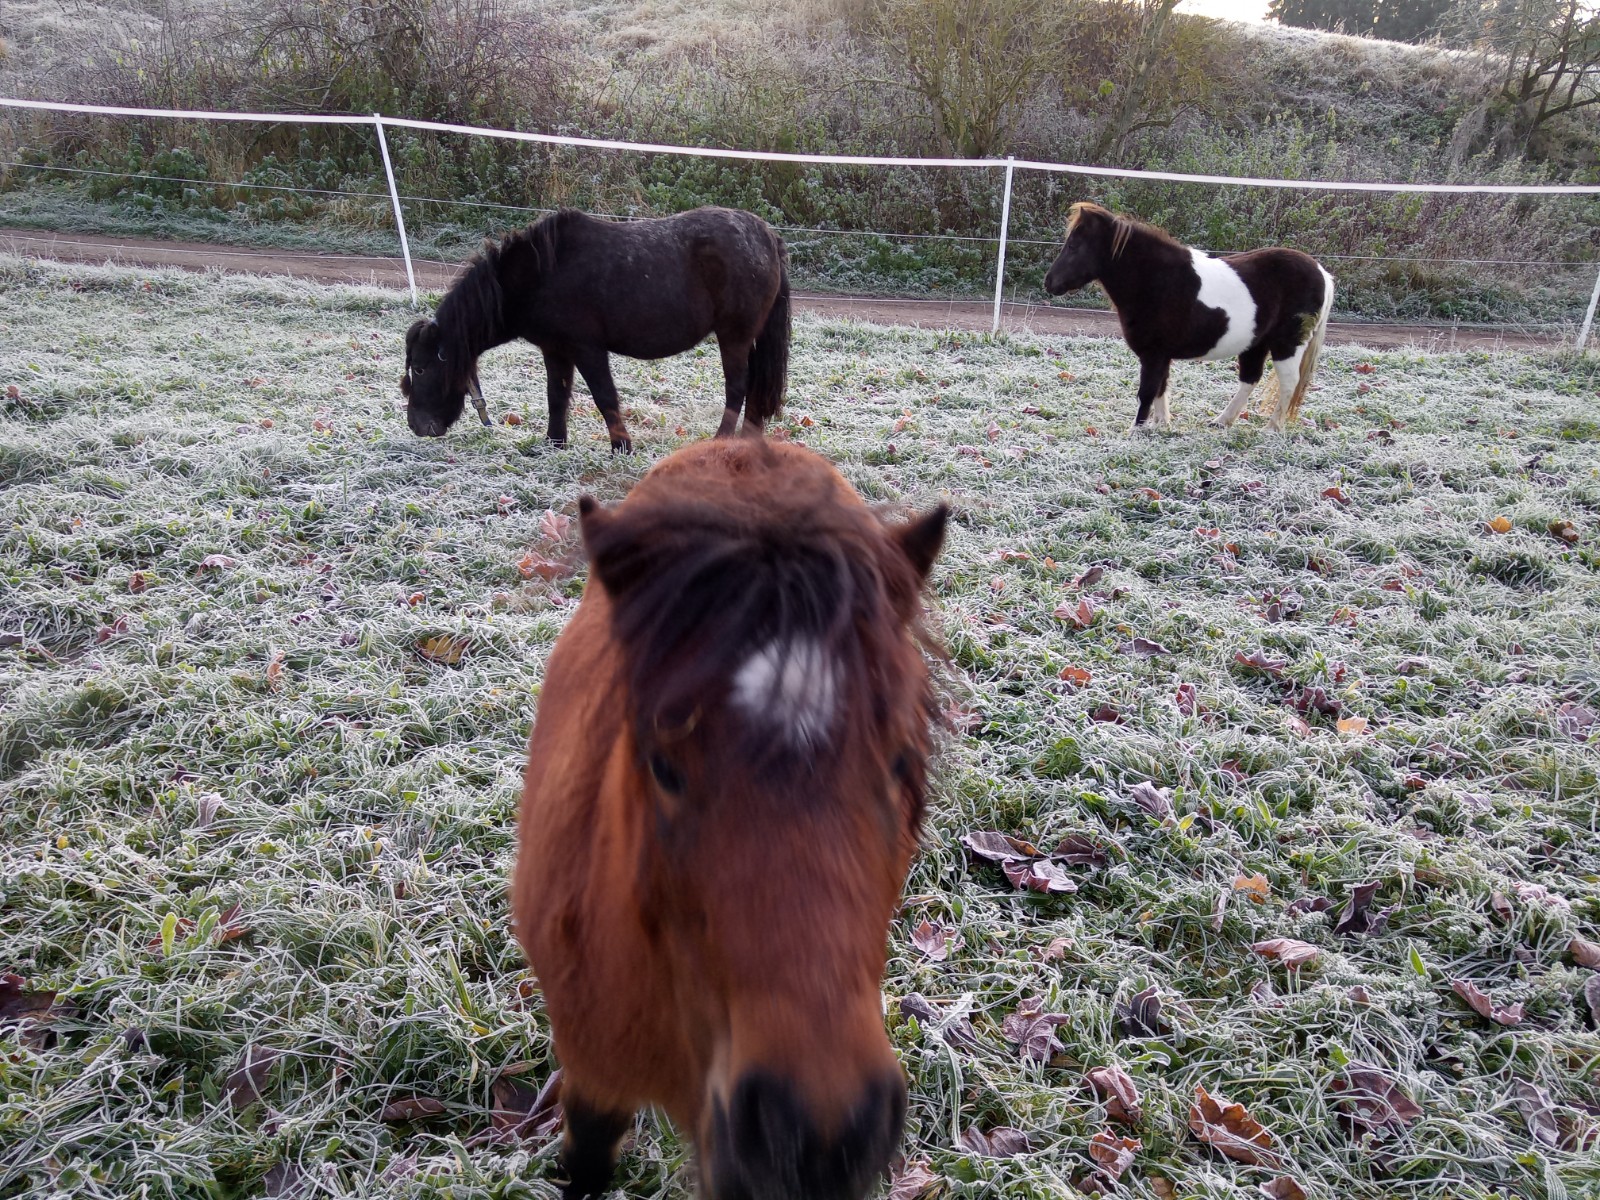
[
  {"left": 1256, "top": 267, "right": 1335, "bottom": 424},
  {"left": 745, "top": 259, "right": 791, "bottom": 429},
  {"left": 1287, "top": 270, "right": 1335, "bottom": 424}
]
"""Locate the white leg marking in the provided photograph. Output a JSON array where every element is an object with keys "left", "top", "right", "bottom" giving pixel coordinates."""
[
  {"left": 1268, "top": 344, "right": 1307, "bottom": 433},
  {"left": 1191, "top": 249, "right": 1259, "bottom": 360},
  {"left": 732, "top": 638, "right": 838, "bottom": 748},
  {"left": 1214, "top": 381, "right": 1255, "bottom": 427},
  {"left": 1150, "top": 389, "right": 1172, "bottom": 426}
]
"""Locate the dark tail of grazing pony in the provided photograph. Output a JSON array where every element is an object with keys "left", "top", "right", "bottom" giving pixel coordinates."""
[{"left": 745, "top": 263, "right": 791, "bottom": 427}]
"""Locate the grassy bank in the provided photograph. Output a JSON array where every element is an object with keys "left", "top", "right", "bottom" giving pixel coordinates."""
[{"left": 2, "top": 258, "right": 1599, "bottom": 1199}]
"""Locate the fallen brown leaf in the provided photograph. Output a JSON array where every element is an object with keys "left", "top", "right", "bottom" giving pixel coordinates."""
[
  {"left": 488, "top": 1068, "right": 563, "bottom": 1140},
  {"left": 1334, "top": 880, "right": 1393, "bottom": 937},
  {"left": 198, "top": 554, "right": 238, "bottom": 570},
  {"left": 225, "top": 1044, "right": 284, "bottom": 1110},
  {"left": 1584, "top": 976, "right": 1600, "bottom": 1028},
  {"left": 1570, "top": 936, "right": 1600, "bottom": 969},
  {"left": 1336, "top": 715, "right": 1368, "bottom": 735},
  {"left": 1087, "top": 1129, "right": 1141, "bottom": 1182},
  {"left": 1234, "top": 650, "right": 1287, "bottom": 676},
  {"left": 381, "top": 1096, "right": 447, "bottom": 1122},
  {"left": 1127, "top": 781, "right": 1173, "bottom": 820},
  {"left": 1073, "top": 566, "right": 1105, "bottom": 589},
  {"left": 1555, "top": 702, "right": 1597, "bottom": 740},
  {"left": 1331, "top": 1061, "right": 1423, "bottom": 1136},
  {"left": 418, "top": 634, "right": 470, "bottom": 666},
  {"left": 1451, "top": 979, "right": 1523, "bottom": 1026},
  {"left": 1086, "top": 1065, "right": 1143, "bottom": 1125},
  {"left": 1260, "top": 1177, "right": 1308, "bottom": 1200},
  {"left": 1486, "top": 515, "right": 1513, "bottom": 534},
  {"left": 1115, "top": 986, "right": 1167, "bottom": 1038},
  {"left": 1003, "top": 858, "right": 1078, "bottom": 894},
  {"left": 1117, "top": 637, "right": 1171, "bottom": 657},
  {"left": 1188, "top": 1084, "right": 1280, "bottom": 1166},
  {"left": 887, "top": 1159, "right": 941, "bottom": 1200},
  {"left": 1002, "top": 998, "right": 1070, "bottom": 1063},
  {"left": 959, "top": 1126, "right": 1030, "bottom": 1158},
  {"left": 0, "top": 974, "right": 57, "bottom": 1024},
  {"left": 1175, "top": 682, "right": 1199, "bottom": 716},
  {"left": 538, "top": 509, "right": 572, "bottom": 542},
  {"left": 1251, "top": 938, "right": 1321, "bottom": 970},
  {"left": 1059, "top": 664, "right": 1093, "bottom": 687},
  {"left": 1233, "top": 874, "right": 1271, "bottom": 904},
  {"left": 960, "top": 831, "right": 1040, "bottom": 862},
  {"left": 1055, "top": 597, "right": 1099, "bottom": 629},
  {"left": 1512, "top": 1080, "right": 1560, "bottom": 1149},
  {"left": 910, "top": 919, "right": 957, "bottom": 962}
]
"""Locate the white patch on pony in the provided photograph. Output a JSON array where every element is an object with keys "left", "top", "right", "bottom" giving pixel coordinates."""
[
  {"left": 1190, "top": 249, "right": 1258, "bottom": 361},
  {"left": 1214, "top": 380, "right": 1255, "bottom": 427},
  {"left": 1267, "top": 342, "right": 1308, "bottom": 432},
  {"left": 732, "top": 638, "right": 839, "bottom": 747}
]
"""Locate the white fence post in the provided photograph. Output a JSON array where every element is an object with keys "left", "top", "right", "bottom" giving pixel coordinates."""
[
  {"left": 1577, "top": 260, "right": 1600, "bottom": 351},
  {"left": 991, "top": 155, "right": 1015, "bottom": 335},
  {"left": 373, "top": 113, "right": 418, "bottom": 307}
]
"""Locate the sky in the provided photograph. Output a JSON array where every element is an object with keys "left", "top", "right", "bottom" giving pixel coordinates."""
[{"left": 1177, "top": 0, "right": 1272, "bottom": 22}]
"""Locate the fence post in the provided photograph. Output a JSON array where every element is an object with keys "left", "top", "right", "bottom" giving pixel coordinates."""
[
  {"left": 991, "top": 155, "right": 1015, "bottom": 335},
  {"left": 1578, "top": 260, "right": 1600, "bottom": 351},
  {"left": 373, "top": 113, "right": 418, "bottom": 307}
]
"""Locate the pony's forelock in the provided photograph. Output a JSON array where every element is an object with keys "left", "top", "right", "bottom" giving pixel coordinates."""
[{"left": 1065, "top": 201, "right": 1169, "bottom": 260}]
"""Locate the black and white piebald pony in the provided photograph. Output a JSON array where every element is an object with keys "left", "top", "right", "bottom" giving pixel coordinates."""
[{"left": 1043, "top": 202, "right": 1335, "bottom": 433}]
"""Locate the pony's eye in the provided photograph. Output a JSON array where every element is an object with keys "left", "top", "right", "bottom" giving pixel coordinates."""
[{"left": 649, "top": 752, "right": 684, "bottom": 795}]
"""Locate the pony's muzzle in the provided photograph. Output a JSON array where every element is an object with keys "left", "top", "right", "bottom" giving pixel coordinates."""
[{"left": 707, "top": 1069, "right": 907, "bottom": 1200}]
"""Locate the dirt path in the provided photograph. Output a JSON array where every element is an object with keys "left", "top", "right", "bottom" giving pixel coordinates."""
[{"left": 0, "top": 227, "right": 1565, "bottom": 352}]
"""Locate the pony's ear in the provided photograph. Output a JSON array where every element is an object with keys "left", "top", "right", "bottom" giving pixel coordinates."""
[
  {"left": 579, "top": 494, "right": 643, "bottom": 599},
  {"left": 891, "top": 504, "right": 949, "bottom": 590},
  {"left": 403, "top": 318, "right": 432, "bottom": 361}
]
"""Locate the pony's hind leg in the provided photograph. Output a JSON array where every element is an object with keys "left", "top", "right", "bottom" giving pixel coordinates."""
[
  {"left": 1214, "top": 346, "right": 1267, "bottom": 428},
  {"left": 542, "top": 350, "right": 575, "bottom": 447},
  {"left": 1133, "top": 356, "right": 1171, "bottom": 431},
  {"left": 1267, "top": 343, "right": 1307, "bottom": 434},
  {"left": 713, "top": 337, "right": 752, "bottom": 438},
  {"left": 559, "top": 1095, "right": 632, "bottom": 1200},
  {"left": 574, "top": 351, "right": 632, "bottom": 454}
]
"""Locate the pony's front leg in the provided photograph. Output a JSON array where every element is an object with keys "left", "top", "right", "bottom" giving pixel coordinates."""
[
  {"left": 714, "top": 338, "right": 751, "bottom": 438},
  {"left": 1214, "top": 347, "right": 1266, "bottom": 428},
  {"left": 574, "top": 351, "right": 632, "bottom": 454},
  {"left": 542, "top": 350, "right": 576, "bottom": 448},
  {"left": 559, "top": 1093, "right": 633, "bottom": 1200},
  {"left": 1267, "top": 344, "right": 1307, "bottom": 434},
  {"left": 1133, "top": 357, "right": 1170, "bottom": 430}
]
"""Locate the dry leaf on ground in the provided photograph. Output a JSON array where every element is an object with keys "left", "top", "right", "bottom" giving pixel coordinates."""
[
  {"left": 1086, "top": 1065, "right": 1143, "bottom": 1124},
  {"left": 1188, "top": 1084, "right": 1280, "bottom": 1166},
  {"left": 1451, "top": 979, "right": 1524, "bottom": 1025},
  {"left": 1260, "top": 1178, "right": 1308, "bottom": 1200},
  {"left": 225, "top": 1044, "right": 285, "bottom": 1111},
  {"left": 1115, "top": 986, "right": 1168, "bottom": 1038},
  {"left": 910, "top": 919, "right": 957, "bottom": 962},
  {"left": 1087, "top": 1129, "right": 1141, "bottom": 1182},
  {"left": 1127, "top": 782, "right": 1174, "bottom": 820},
  {"left": 959, "top": 1126, "right": 1030, "bottom": 1158},
  {"left": 1570, "top": 936, "right": 1600, "bottom": 968},
  {"left": 1003, "top": 857, "right": 1079, "bottom": 894},
  {"left": 1234, "top": 650, "right": 1287, "bottom": 675},
  {"left": 1330, "top": 1061, "right": 1423, "bottom": 1136},
  {"left": 1233, "top": 874, "right": 1271, "bottom": 904},
  {"left": 960, "top": 831, "right": 1039, "bottom": 862},
  {"left": 418, "top": 634, "right": 470, "bottom": 665},
  {"left": 1002, "top": 998, "right": 1070, "bottom": 1063},
  {"left": 887, "top": 1159, "right": 941, "bottom": 1200},
  {"left": 486, "top": 1068, "right": 563, "bottom": 1140},
  {"left": 1252, "top": 938, "right": 1321, "bottom": 970},
  {"left": 381, "top": 1096, "right": 447, "bottom": 1122}
]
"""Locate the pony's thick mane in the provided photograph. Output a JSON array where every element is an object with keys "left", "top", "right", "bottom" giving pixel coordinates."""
[
  {"left": 435, "top": 209, "right": 590, "bottom": 362},
  {"left": 1066, "top": 201, "right": 1182, "bottom": 260},
  {"left": 586, "top": 467, "right": 928, "bottom": 758}
]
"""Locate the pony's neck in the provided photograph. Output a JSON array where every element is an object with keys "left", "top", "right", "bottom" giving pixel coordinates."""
[
  {"left": 442, "top": 255, "right": 511, "bottom": 364},
  {"left": 1094, "top": 229, "right": 1184, "bottom": 310}
]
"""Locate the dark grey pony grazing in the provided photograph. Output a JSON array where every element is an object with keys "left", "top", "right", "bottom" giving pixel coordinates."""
[
  {"left": 401, "top": 206, "right": 790, "bottom": 452},
  {"left": 1043, "top": 202, "right": 1335, "bottom": 433}
]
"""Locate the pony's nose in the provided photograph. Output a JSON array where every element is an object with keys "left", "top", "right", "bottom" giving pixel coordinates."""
[{"left": 709, "top": 1069, "right": 906, "bottom": 1200}]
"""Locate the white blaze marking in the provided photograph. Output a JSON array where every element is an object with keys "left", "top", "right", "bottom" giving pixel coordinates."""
[
  {"left": 1190, "top": 248, "right": 1258, "bottom": 360},
  {"left": 732, "top": 638, "right": 838, "bottom": 746}
]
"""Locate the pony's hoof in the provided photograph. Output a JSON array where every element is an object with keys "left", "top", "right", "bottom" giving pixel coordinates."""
[
  {"left": 1211, "top": 416, "right": 1234, "bottom": 429},
  {"left": 610, "top": 436, "right": 633, "bottom": 455},
  {"left": 546, "top": 435, "right": 569, "bottom": 450}
]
